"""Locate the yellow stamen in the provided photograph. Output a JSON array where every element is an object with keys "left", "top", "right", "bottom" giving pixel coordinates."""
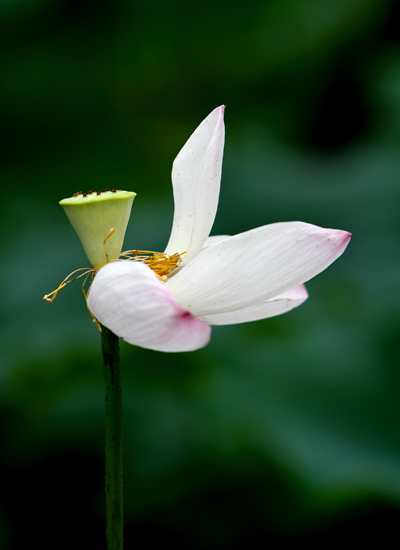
[
  {"left": 44, "top": 227, "right": 118, "bottom": 304},
  {"left": 103, "top": 227, "right": 117, "bottom": 265},
  {"left": 43, "top": 267, "right": 94, "bottom": 303},
  {"left": 82, "top": 271, "right": 102, "bottom": 332},
  {"left": 120, "top": 250, "right": 184, "bottom": 279}
]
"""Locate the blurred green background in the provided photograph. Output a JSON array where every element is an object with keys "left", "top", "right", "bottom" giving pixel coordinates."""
[{"left": 1, "top": 0, "right": 400, "bottom": 547}]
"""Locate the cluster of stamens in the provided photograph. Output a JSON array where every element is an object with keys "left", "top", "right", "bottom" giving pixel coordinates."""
[
  {"left": 73, "top": 188, "right": 122, "bottom": 197},
  {"left": 121, "top": 250, "right": 183, "bottom": 281}
]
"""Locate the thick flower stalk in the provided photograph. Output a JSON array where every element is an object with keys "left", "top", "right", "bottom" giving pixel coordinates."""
[
  {"left": 86, "top": 106, "right": 351, "bottom": 352},
  {"left": 47, "top": 188, "right": 136, "bottom": 550}
]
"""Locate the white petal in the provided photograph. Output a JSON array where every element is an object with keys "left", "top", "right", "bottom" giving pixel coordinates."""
[
  {"left": 164, "top": 106, "right": 225, "bottom": 268},
  {"left": 87, "top": 261, "right": 211, "bottom": 352},
  {"left": 200, "top": 234, "right": 230, "bottom": 253},
  {"left": 197, "top": 284, "right": 308, "bottom": 325},
  {"left": 166, "top": 222, "right": 351, "bottom": 316}
]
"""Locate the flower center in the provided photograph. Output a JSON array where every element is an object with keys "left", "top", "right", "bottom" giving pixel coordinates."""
[{"left": 121, "top": 250, "right": 183, "bottom": 281}]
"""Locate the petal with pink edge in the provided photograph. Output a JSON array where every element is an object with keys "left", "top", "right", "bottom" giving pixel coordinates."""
[
  {"left": 166, "top": 222, "right": 351, "bottom": 317},
  {"left": 197, "top": 284, "right": 308, "bottom": 325},
  {"left": 164, "top": 106, "right": 225, "bottom": 269},
  {"left": 87, "top": 261, "right": 211, "bottom": 352}
]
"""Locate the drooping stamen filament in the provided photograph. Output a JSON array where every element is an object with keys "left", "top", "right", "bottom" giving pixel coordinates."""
[{"left": 43, "top": 267, "right": 94, "bottom": 303}]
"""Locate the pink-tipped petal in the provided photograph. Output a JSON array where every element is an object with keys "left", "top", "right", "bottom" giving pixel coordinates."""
[
  {"left": 164, "top": 106, "right": 225, "bottom": 269},
  {"left": 197, "top": 284, "right": 308, "bottom": 325},
  {"left": 166, "top": 222, "right": 351, "bottom": 317},
  {"left": 87, "top": 261, "right": 211, "bottom": 352}
]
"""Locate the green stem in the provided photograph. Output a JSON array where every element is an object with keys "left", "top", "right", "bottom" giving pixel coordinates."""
[{"left": 101, "top": 324, "right": 123, "bottom": 550}]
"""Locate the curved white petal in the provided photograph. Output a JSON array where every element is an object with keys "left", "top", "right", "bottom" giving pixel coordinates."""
[
  {"left": 87, "top": 261, "right": 211, "bottom": 352},
  {"left": 166, "top": 222, "right": 351, "bottom": 317},
  {"left": 164, "top": 106, "right": 225, "bottom": 268},
  {"left": 197, "top": 284, "right": 308, "bottom": 325}
]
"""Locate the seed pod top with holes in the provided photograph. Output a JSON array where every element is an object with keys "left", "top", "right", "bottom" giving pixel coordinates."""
[{"left": 60, "top": 189, "right": 136, "bottom": 269}]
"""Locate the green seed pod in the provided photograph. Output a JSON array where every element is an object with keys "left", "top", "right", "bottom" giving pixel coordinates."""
[{"left": 60, "top": 189, "right": 136, "bottom": 269}]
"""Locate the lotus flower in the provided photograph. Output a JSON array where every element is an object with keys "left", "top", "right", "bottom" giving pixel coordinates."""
[{"left": 87, "top": 106, "right": 350, "bottom": 352}]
